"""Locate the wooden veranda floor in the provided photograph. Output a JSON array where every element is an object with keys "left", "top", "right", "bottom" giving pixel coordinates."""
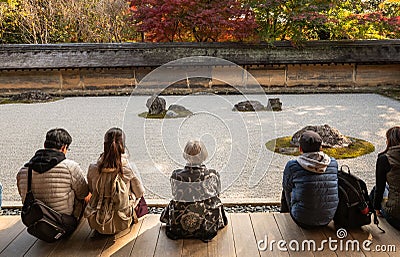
[{"left": 0, "top": 213, "right": 399, "bottom": 257}]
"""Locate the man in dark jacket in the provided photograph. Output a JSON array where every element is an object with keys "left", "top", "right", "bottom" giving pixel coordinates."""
[{"left": 281, "top": 130, "right": 339, "bottom": 228}]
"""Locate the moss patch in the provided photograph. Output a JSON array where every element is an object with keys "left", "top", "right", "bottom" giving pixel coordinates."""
[
  {"left": 0, "top": 97, "right": 63, "bottom": 105},
  {"left": 379, "top": 88, "right": 400, "bottom": 101},
  {"left": 138, "top": 110, "right": 193, "bottom": 119},
  {"left": 266, "top": 136, "right": 375, "bottom": 159}
]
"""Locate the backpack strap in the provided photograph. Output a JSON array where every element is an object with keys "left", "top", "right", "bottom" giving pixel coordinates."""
[
  {"left": 95, "top": 174, "right": 106, "bottom": 211},
  {"left": 27, "top": 166, "right": 33, "bottom": 193},
  {"left": 373, "top": 212, "right": 386, "bottom": 233}
]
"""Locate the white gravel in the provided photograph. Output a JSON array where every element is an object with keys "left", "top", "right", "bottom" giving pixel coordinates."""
[{"left": 1, "top": 94, "right": 399, "bottom": 202}]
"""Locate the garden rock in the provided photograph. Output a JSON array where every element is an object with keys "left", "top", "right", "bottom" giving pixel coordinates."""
[
  {"left": 290, "top": 124, "right": 353, "bottom": 148},
  {"left": 165, "top": 110, "right": 178, "bottom": 118},
  {"left": 233, "top": 100, "right": 266, "bottom": 112},
  {"left": 146, "top": 95, "right": 166, "bottom": 115},
  {"left": 168, "top": 104, "right": 190, "bottom": 112},
  {"left": 266, "top": 98, "right": 282, "bottom": 111}
]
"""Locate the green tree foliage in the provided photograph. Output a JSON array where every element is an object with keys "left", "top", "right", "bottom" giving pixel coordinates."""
[
  {"left": 248, "top": 0, "right": 334, "bottom": 42},
  {"left": 325, "top": 0, "right": 400, "bottom": 39}
]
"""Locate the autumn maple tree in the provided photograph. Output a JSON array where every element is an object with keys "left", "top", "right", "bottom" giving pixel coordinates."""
[{"left": 129, "top": 0, "right": 257, "bottom": 42}]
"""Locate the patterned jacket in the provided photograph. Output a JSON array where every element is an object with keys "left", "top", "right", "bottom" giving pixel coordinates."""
[{"left": 160, "top": 165, "right": 228, "bottom": 241}]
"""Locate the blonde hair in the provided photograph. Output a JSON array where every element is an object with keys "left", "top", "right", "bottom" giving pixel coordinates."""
[{"left": 183, "top": 140, "right": 208, "bottom": 165}]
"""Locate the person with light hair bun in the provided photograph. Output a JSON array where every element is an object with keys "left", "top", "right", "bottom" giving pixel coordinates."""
[{"left": 160, "top": 140, "right": 228, "bottom": 242}]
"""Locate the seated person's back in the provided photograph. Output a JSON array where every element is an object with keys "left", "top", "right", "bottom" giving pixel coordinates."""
[
  {"left": 282, "top": 131, "right": 339, "bottom": 228},
  {"left": 160, "top": 140, "right": 228, "bottom": 242},
  {"left": 17, "top": 128, "right": 89, "bottom": 222},
  {"left": 84, "top": 127, "right": 145, "bottom": 235}
]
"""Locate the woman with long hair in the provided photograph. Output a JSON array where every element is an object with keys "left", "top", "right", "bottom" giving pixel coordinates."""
[
  {"left": 160, "top": 140, "right": 228, "bottom": 242},
  {"left": 85, "top": 127, "right": 145, "bottom": 234},
  {"left": 373, "top": 126, "right": 400, "bottom": 230}
]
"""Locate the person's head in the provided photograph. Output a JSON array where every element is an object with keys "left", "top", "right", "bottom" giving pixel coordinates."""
[
  {"left": 384, "top": 126, "right": 400, "bottom": 151},
  {"left": 44, "top": 128, "right": 72, "bottom": 154},
  {"left": 99, "top": 127, "right": 125, "bottom": 173},
  {"left": 183, "top": 140, "right": 208, "bottom": 165},
  {"left": 299, "top": 130, "right": 322, "bottom": 153}
]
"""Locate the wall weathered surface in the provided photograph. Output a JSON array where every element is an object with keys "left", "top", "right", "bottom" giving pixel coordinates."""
[{"left": 0, "top": 41, "right": 399, "bottom": 93}]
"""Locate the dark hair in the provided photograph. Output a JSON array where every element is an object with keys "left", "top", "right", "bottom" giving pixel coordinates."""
[
  {"left": 44, "top": 128, "right": 72, "bottom": 150},
  {"left": 98, "top": 127, "right": 125, "bottom": 174},
  {"left": 299, "top": 130, "right": 322, "bottom": 153},
  {"left": 383, "top": 126, "right": 400, "bottom": 153}
]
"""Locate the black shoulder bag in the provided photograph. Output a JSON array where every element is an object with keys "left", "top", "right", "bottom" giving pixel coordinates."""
[{"left": 21, "top": 167, "right": 78, "bottom": 243}]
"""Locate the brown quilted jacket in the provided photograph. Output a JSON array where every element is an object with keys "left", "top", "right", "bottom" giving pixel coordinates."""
[{"left": 17, "top": 159, "right": 89, "bottom": 218}]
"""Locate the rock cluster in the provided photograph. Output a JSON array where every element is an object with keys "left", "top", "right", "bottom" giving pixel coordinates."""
[
  {"left": 10, "top": 90, "right": 53, "bottom": 102},
  {"left": 233, "top": 98, "right": 282, "bottom": 112},
  {"left": 290, "top": 124, "right": 353, "bottom": 148},
  {"left": 145, "top": 96, "right": 193, "bottom": 118}
]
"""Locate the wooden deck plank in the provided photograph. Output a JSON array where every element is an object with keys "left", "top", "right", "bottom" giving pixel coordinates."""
[
  {"left": 0, "top": 216, "right": 19, "bottom": 230},
  {"left": 231, "top": 213, "right": 260, "bottom": 257},
  {"left": 249, "top": 213, "right": 289, "bottom": 257},
  {"left": 181, "top": 239, "right": 208, "bottom": 257},
  {"left": 47, "top": 219, "right": 95, "bottom": 257},
  {"left": 24, "top": 238, "right": 61, "bottom": 257},
  {"left": 207, "top": 214, "right": 235, "bottom": 257},
  {"left": 274, "top": 213, "right": 314, "bottom": 257},
  {"left": 364, "top": 219, "right": 400, "bottom": 257},
  {"left": 322, "top": 223, "right": 365, "bottom": 257},
  {"left": 0, "top": 213, "right": 399, "bottom": 257},
  {"left": 102, "top": 218, "right": 144, "bottom": 257},
  {"left": 348, "top": 224, "right": 390, "bottom": 257},
  {"left": 154, "top": 225, "right": 183, "bottom": 257},
  {"left": 129, "top": 214, "right": 162, "bottom": 257},
  {"left": 299, "top": 226, "right": 337, "bottom": 257},
  {"left": 0, "top": 218, "right": 26, "bottom": 254},
  {"left": 81, "top": 222, "right": 113, "bottom": 256},
  {"left": 0, "top": 227, "right": 37, "bottom": 257}
]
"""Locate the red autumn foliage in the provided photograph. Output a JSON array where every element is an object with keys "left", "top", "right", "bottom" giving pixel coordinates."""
[{"left": 129, "top": 0, "right": 258, "bottom": 42}]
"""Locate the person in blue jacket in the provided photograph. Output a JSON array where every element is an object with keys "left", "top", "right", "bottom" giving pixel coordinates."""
[{"left": 281, "top": 130, "right": 339, "bottom": 228}]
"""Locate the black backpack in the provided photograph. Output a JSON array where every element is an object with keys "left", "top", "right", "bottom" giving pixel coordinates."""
[
  {"left": 334, "top": 165, "right": 384, "bottom": 232},
  {"left": 21, "top": 167, "right": 78, "bottom": 243}
]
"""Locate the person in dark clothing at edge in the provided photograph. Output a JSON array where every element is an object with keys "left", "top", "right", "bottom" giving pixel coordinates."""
[
  {"left": 373, "top": 126, "right": 400, "bottom": 230},
  {"left": 281, "top": 130, "right": 339, "bottom": 228},
  {"left": 17, "top": 128, "right": 90, "bottom": 233}
]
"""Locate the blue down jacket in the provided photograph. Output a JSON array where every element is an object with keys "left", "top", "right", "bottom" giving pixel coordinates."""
[{"left": 283, "top": 158, "right": 339, "bottom": 226}]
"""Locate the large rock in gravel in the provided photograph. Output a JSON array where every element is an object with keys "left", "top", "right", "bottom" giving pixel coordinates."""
[
  {"left": 146, "top": 95, "right": 166, "bottom": 115},
  {"left": 168, "top": 104, "right": 190, "bottom": 112},
  {"left": 290, "top": 124, "right": 353, "bottom": 148},
  {"left": 233, "top": 100, "right": 266, "bottom": 112},
  {"left": 10, "top": 90, "right": 53, "bottom": 102},
  {"left": 266, "top": 98, "right": 282, "bottom": 111}
]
